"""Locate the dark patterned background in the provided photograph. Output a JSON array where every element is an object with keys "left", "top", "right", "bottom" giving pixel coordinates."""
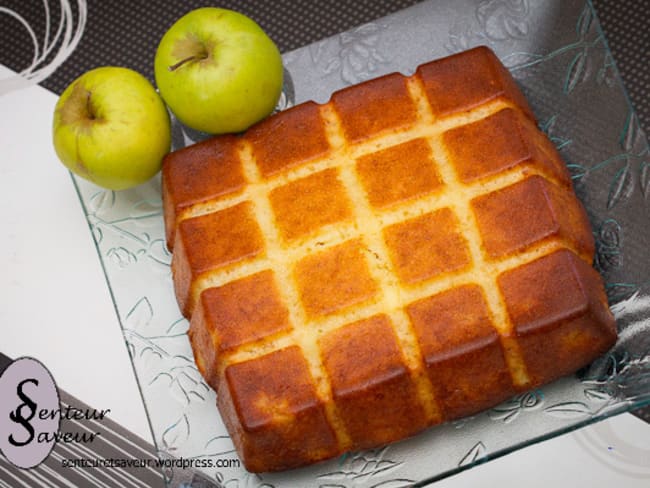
[
  {"left": 1, "top": 0, "right": 648, "bottom": 424},
  {"left": 0, "top": 0, "right": 647, "bottom": 137}
]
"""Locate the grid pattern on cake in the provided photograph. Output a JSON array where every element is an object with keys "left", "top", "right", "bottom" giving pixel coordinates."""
[
  {"left": 164, "top": 47, "right": 611, "bottom": 470},
  {"left": 178, "top": 68, "right": 566, "bottom": 426}
]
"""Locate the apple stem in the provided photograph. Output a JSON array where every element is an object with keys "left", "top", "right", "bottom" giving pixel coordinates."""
[
  {"left": 168, "top": 54, "right": 207, "bottom": 72},
  {"left": 85, "top": 91, "right": 96, "bottom": 120}
]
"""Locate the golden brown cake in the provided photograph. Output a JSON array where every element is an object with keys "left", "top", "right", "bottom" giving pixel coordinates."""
[{"left": 161, "top": 46, "right": 617, "bottom": 472}]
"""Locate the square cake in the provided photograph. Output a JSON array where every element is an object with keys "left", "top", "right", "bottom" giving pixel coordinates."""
[{"left": 161, "top": 46, "right": 617, "bottom": 472}]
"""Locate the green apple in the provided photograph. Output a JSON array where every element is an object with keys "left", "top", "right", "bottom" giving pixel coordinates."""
[
  {"left": 154, "top": 7, "right": 283, "bottom": 134},
  {"left": 52, "top": 67, "right": 171, "bottom": 190}
]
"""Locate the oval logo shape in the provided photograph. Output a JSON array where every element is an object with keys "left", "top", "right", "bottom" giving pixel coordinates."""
[{"left": 0, "top": 357, "right": 60, "bottom": 469}]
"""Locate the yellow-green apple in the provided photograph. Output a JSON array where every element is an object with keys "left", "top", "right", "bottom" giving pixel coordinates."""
[
  {"left": 52, "top": 67, "right": 171, "bottom": 190},
  {"left": 154, "top": 7, "right": 283, "bottom": 134}
]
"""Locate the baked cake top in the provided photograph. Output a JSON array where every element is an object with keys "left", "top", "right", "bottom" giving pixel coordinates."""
[{"left": 162, "top": 46, "right": 614, "bottom": 472}]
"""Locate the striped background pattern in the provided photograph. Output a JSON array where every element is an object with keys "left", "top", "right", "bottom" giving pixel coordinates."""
[
  {"left": 0, "top": 0, "right": 646, "bottom": 138},
  {"left": 0, "top": 353, "right": 219, "bottom": 488}
]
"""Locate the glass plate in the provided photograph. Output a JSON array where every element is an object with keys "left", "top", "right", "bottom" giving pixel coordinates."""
[{"left": 71, "top": 0, "right": 650, "bottom": 486}]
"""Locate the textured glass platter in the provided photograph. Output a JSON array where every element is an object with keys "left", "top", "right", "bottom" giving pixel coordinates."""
[{"left": 71, "top": 0, "right": 650, "bottom": 486}]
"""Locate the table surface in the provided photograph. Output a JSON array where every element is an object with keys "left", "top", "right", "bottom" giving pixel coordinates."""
[
  {"left": 1, "top": 1, "right": 648, "bottom": 486},
  {"left": 0, "top": 0, "right": 647, "bottom": 137}
]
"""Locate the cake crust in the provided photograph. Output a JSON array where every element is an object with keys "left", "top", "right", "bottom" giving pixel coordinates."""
[{"left": 162, "top": 45, "right": 617, "bottom": 472}]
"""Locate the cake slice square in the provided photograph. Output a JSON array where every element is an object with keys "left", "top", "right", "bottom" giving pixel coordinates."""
[
  {"left": 443, "top": 108, "right": 571, "bottom": 185},
  {"left": 294, "top": 239, "right": 379, "bottom": 318},
  {"left": 471, "top": 175, "right": 595, "bottom": 260},
  {"left": 416, "top": 45, "right": 535, "bottom": 119},
  {"left": 218, "top": 346, "right": 339, "bottom": 472},
  {"left": 248, "top": 101, "right": 331, "bottom": 177},
  {"left": 269, "top": 168, "right": 352, "bottom": 242},
  {"left": 498, "top": 250, "right": 617, "bottom": 385},
  {"left": 407, "top": 285, "right": 516, "bottom": 419},
  {"left": 383, "top": 208, "right": 471, "bottom": 284},
  {"left": 320, "top": 314, "right": 428, "bottom": 447},
  {"left": 331, "top": 72, "right": 418, "bottom": 143},
  {"left": 356, "top": 138, "right": 443, "bottom": 209}
]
